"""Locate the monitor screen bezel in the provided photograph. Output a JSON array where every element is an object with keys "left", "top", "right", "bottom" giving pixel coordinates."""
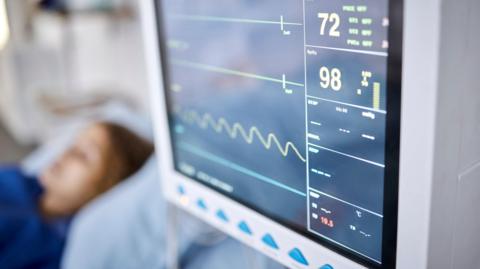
[{"left": 153, "top": 0, "right": 403, "bottom": 268}]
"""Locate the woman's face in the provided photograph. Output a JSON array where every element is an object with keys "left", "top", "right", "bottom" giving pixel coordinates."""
[{"left": 39, "top": 124, "right": 114, "bottom": 217}]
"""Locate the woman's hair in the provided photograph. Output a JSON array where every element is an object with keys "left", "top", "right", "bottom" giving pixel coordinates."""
[{"left": 99, "top": 122, "right": 154, "bottom": 182}]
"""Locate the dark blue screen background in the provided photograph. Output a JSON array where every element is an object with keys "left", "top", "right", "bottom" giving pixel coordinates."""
[{"left": 159, "top": 0, "right": 390, "bottom": 264}]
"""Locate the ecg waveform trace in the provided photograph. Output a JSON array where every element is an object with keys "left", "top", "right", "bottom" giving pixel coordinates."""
[
  {"left": 179, "top": 110, "right": 307, "bottom": 163},
  {"left": 170, "top": 14, "right": 303, "bottom": 27},
  {"left": 172, "top": 59, "right": 305, "bottom": 87}
]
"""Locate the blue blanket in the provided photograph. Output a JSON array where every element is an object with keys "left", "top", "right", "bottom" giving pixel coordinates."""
[{"left": 0, "top": 166, "right": 65, "bottom": 269}]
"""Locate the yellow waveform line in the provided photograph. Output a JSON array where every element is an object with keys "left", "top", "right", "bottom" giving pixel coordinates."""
[{"left": 179, "top": 110, "right": 306, "bottom": 163}]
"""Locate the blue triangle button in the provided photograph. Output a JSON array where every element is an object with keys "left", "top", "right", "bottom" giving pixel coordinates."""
[
  {"left": 319, "top": 264, "right": 334, "bottom": 269},
  {"left": 238, "top": 221, "right": 252, "bottom": 235},
  {"left": 216, "top": 210, "right": 229, "bottom": 222},
  {"left": 288, "top": 248, "right": 309, "bottom": 266},
  {"left": 196, "top": 199, "right": 207, "bottom": 210},
  {"left": 261, "top": 233, "right": 279, "bottom": 249},
  {"left": 177, "top": 185, "right": 185, "bottom": 195}
]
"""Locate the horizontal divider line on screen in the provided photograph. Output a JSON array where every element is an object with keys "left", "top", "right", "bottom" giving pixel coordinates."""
[
  {"left": 305, "top": 44, "right": 388, "bottom": 57},
  {"left": 308, "top": 143, "right": 385, "bottom": 168},
  {"left": 178, "top": 142, "right": 306, "bottom": 197},
  {"left": 309, "top": 188, "right": 383, "bottom": 218}
]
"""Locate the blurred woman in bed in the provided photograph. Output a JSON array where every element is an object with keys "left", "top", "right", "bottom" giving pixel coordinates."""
[{"left": 0, "top": 122, "right": 154, "bottom": 269}]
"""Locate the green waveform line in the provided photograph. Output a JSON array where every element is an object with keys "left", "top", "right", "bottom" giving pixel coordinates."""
[
  {"left": 179, "top": 110, "right": 306, "bottom": 163},
  {"left": 171, "top": 59, "right": 305, "bottom": 87},
  {"left": 170, "top": 14, "right": 303, "bottom": 26}
]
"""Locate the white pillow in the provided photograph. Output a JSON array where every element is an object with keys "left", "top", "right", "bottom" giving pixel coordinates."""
[{"left": 21, "top": 101, "right": 152, "bottom": 176}]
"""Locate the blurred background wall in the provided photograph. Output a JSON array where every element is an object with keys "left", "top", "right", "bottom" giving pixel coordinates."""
[{"left": 0, "top": 0, "right": 150, "bottom": 162}]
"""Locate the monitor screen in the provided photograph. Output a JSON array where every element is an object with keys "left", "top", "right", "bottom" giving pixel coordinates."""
[{"left": 156, "top": 0, "right": 401, "bottom": 267}]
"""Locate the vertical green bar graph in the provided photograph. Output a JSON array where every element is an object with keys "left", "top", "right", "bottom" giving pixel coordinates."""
[{"left": 373, "top": 82, "right": 381, "bottom": 110}]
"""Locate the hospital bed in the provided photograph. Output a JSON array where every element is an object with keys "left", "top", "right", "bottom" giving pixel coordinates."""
[{"left": 20, "top": 102, "right": 282, "bottom": 269}]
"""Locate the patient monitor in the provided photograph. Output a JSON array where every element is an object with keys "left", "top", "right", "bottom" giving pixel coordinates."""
[{"left": 142, "top": 0, "right": 480, "bottom": 268}]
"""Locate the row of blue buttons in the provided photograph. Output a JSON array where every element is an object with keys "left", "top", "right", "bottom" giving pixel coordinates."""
[{"left": 186, "top": 193, "right": 334, "bottom": 269}]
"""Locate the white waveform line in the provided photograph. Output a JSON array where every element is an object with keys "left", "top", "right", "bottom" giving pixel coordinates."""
[{"left": 179, "top": 110, "right": 306, "bottom": 163}]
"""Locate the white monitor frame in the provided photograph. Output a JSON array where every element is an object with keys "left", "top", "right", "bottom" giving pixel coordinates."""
[{"left": 139, "top": 0, "right": 444, "bottom": 268}]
